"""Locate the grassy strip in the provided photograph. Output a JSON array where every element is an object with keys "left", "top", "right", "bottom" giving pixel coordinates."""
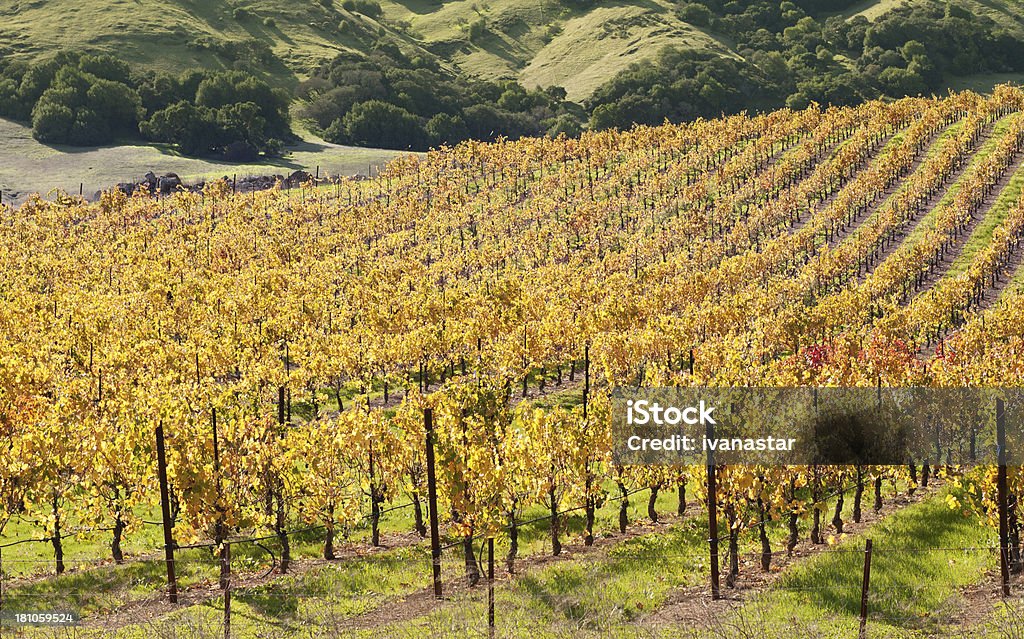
[
  {"left": 903, "top": 115, "right": 1017, "bottom": 247},
  {"left": 361, "top": 522, "right": 713, "bottom": 639},
  {"left": 1002, "top": 252, "right": 1024, "bottom": 296},
  {"left": 2, "top": 485, "right": 686, "bottom": 630},
  {"left": 945, "top": 160, "right": 1024, "bottom": 279},
  {"left": 338, "top": 483, "right": 940, "bottom": 638},
  {"left": 708, "top": 488, "right": 996, "bottom": 639},
  {"left": 8, "top": 478, "right": 945, "bottom": 638}
]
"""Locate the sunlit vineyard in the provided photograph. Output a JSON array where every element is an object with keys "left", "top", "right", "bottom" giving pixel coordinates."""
[{"left": 2, "top": 87, "right": 1024, "bottom": 637}]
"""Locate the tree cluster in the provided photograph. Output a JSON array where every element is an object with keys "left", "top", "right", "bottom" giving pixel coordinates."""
[
  {"left": 0, "top": 52, "right": 289, "bottom": 159},
  {"left": 295, "top": 50, "right": 586, "bottom": 151}
]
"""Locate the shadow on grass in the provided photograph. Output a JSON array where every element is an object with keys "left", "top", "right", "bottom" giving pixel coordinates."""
[
  {"left": 236, "top": 584, "right": 300, "bottom": 618},
  {"left": 236, "top": 549, "right": 426, "bottom": 619},
  {"left": 508, "top": 522, "right": 708, "bottom": 625},
  {"left": 780, "top": 496, "right": 993, "bottom": 626},
  {"left": 3, "top": 548, "right": 220, "bottom": 614}
]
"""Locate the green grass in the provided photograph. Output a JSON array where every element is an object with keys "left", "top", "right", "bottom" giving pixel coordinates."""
[
  {"left": 992, "top": 244, "right": 1024, "bottom": 299},
  {"left": 335, "top": 485, "right": 987, "bottom": 639},
  {"left": 0, "top": 0, "right": 733, "bottom": 103},
  {"left": 833, "top": 0, "right": 911, "bottom": 21},
  {"left": 516, "top": 1, "right": 733, "bottom": 102},
  {"left": 946, "top": 162, "right": 1024, "bottom": 278},
  {"left": 0, "top": 118, "right": 409, "bottom": 208},
  {"left": 902, "top": 114, "right": 1018, "bottom": 246},
  {"left": 366, "top": 523, "right": 712, "bottom": 639},
  {"left": 714, "top": 490, "right": 997, "bottom": 638},
  {"left": 4, "top": 0, "right": 1024, "bottom": 104},
  {"left": 0, "top": 0, "right": 429, "bottom": 82},
  {"left": 0, "top": 480, "right": 688, "bottom": 634},
  {"left": 1008, "top": 262, "right": 1024, "bottom": 295},
  {"left": 948, "top": 73, "right": 1024, "bottom": 94},
  {"left": 98, "top": 507, "right": 712, "bottom": 639},
  {"left": 4, "top": 482, "right": 995, "bottom": 638}
]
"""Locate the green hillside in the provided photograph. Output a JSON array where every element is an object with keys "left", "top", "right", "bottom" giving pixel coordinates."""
[
  {"left": 4, "top": 0, "right": 1020, "bottom": 102},
  {"left": 379, "top": 0, "right": 735, "bottom": 101},
  {"left": 0, "top": 0, "right": 733, "bottom": 101},
  {"left": 837, "top": 0, "right": 1024, "bottom": 32},
  {"left": 0, "top": 0, "right": 415, "bottom": 84}
]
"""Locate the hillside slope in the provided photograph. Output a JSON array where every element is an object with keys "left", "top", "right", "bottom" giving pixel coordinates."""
[
  {"left": 379, "top": 0, "right": 734, "bottom": 101},
  {"left": 2, "top": 89, "right": 1024, "bottom": 638},
  {"left": 0, "top": 0, "right": 732, "bottom": 100},
  {"left": 837, "top": 0, "right": 1024, "bottom": 34},
  {"left": 0, "top": 0, "right": 424, "bottom": 84},
  {"left": 2, "top": 0, "right": 1024, "bottom": 103}
]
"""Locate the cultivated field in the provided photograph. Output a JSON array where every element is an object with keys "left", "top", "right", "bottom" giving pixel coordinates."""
[{"left": 2, "top": 88, "right": 1024, "bottom": 638}]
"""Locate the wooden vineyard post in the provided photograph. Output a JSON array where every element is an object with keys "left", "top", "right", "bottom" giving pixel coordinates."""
[
  {"left": 707, "top": 415, "right": 720, "bottom": 600},
  {"left": 155, "top": 423, "right": 179, "bottom": 603},
  {"left": 213, "top": 407, "right": 229, "bottom": 590},
  {"left": 584, "top": 344, "right": 591, "bottom": 411},
  {"left": 859, "top": 538, "right": 873, "bottom": 639},
  {"left": 488, "top": 537, "right": 495, "bottom": 638},
  {"left": 998, "top": 397, "right": 1010, "bottom": 597},
  {"left": 223, "top": 542, "right": 231, "bottom": 639},
  {"left": 970, "top": 421, "right": 977, "bottom": 462},
  {"left": 425, "top": 407, "right": 443, "bottom": 599}
]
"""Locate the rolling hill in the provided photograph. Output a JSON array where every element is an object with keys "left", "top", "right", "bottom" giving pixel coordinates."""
[
  {"left": 0, "top": 0, "right": 736, "bottom": 101},
  {"left": 2, "top": 0, "right": 1022, "bottom": 102}
]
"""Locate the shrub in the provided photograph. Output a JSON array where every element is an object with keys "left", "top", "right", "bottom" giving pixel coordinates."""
[
  {"left": 425, "top": 112, "right": 469, "bottom": 146},
  {"left": 468, "top": 17, "right": 487, "bottom": 42},
  {"left": 331, "top": 100, "right": 425, "bottom": 149},
  {"left": 30, "top": 67, "right": 142, "bottom": 145},
  {"left": 676, "top": 3, "right": 713, "bottom": 28},
  {"left": 342, "top": 0, "right": 382, "bottom": 18}
]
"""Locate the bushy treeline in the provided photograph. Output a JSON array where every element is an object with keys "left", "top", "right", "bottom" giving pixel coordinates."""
[
  {"left": 587, "top": 2, "right": 1024, "bottom": 128},
  {"left": 296, "top": 50, "right": 586, "bottom": 150},
  {"left": 0, "top": 52, "right": 290, "bottom": 159}
]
